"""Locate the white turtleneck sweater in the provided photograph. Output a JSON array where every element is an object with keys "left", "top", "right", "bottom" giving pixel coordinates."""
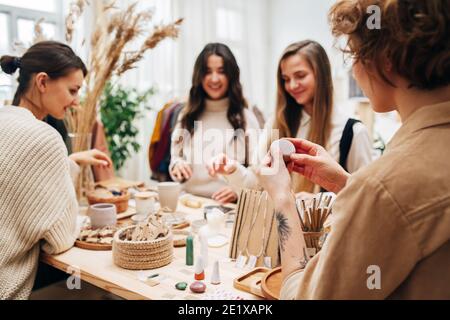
[
  {"left": 169, "top": 98, "right": 260, "bottom": 198},
  {"left": 0, "top": 106, "right": 79, "bottom": 300}
]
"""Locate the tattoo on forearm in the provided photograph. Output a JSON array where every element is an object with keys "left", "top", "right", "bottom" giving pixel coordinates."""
[{"left": 276, "top": 212, "right": 291, "bottom": 252}]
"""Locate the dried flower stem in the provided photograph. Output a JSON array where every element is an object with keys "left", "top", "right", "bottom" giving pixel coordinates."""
[{"left": 64, "top": 1, "right": 183, "bottom": 153}]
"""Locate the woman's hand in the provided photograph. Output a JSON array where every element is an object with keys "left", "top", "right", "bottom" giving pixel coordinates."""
[
  {"left": 207, "top": 153, "right": 237, "bottom": 177},
  {"left": 170, "top": 161, "right": 193, "bottom": 182},
  {"left": 69, "top": 149, "right": 113, "bottom": 168},
  {"left": 256, "top": 148, "right": 293, "bottom": 203},
  {"left": 212, "top": 186, "right": 238, "bottom": 204},
  {"left": 287, "top": 138, "right": 350, "bottom": 194}
]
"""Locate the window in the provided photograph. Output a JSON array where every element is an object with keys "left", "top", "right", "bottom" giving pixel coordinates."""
[
  {"left": 0, "top": 12, "right": 9, "bottom": 50},
  {"left": 0, "top": 0, "right": 58, "bottom": 12},
  {"left": 0, "top": 0, "right": 62, "bottom": 47},
  {"left": 0, "top": 0, "right": 63, "bottom": 103},
  {"left": 17, "top": 18, "right": 57, "bottom": 45}
]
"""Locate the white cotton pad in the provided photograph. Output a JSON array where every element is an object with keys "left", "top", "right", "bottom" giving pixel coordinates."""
[{"left": 270, "top": 139, "right": 296, "bottom": 160}]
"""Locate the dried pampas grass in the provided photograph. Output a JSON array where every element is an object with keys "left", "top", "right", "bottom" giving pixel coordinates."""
[
  {"left": 65, "top": 0, "right": 90, "bottom": 43},
  {"left": 63, "top": 1, "right": 183, "bottom": 152}
]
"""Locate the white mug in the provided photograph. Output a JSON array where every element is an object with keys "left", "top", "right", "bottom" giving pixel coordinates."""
[
  {"left": 88, "top": 203, "right": 117, "bottom": 229},
  {"left": 157, "top": 182, "right": 181, "bottom": 212}
]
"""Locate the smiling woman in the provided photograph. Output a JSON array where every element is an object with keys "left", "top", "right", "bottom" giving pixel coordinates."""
[
  {"left": 169, "top": 43, "right": 260, "bottom": 203},
  {"left": 0, "top": 41, "right": 112, "bottom": 300},
  {"left": 211, "top": 40, "right": 374, "bottom": 195},
  {"left": 0, "top": 41, "right": 87, "bottom": 119}
]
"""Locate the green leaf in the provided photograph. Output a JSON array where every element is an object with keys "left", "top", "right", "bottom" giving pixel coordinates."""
[{"left": 100, "top": 81, "right": 156, "bottom": 171}]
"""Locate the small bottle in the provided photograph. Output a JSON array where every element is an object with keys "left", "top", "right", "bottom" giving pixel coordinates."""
[{"left": 195, "top": 256, "right": 205, "bottom": 281}]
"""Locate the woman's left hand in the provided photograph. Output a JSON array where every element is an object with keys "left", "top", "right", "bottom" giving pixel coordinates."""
[
  {"left": 69, "top": 149, "right": 113, "bottom": 168},
  {"left": 256, "top": 148, "right": 293, "bottom": 202},
  {"left": 212, "top": 186, "right": 238, "bottom": 204}
]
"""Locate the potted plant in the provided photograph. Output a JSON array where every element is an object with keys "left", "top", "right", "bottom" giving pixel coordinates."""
[{"left": 100, "top": 82, "right": 155, "bottom": 172}]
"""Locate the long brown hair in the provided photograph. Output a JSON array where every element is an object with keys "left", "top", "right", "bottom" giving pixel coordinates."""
[
  {"left": 274, "top": 40, "right": 334, "bottom": 192},
  {"left": 0, "top": 41, "right": 87, "bottom": 106},
  {"left": 180, "top": 43, "right": 247, "bottom": 135}
]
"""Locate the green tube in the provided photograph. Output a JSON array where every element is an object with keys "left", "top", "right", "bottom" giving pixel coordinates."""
[{"left": 186, "top": 235, "right": 194, "bottom": 266}]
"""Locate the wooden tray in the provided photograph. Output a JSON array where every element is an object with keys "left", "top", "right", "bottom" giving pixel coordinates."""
[
  {"left": 75, "top": 219, "right": 132, "bottom": 251},
  {"left": 233, "top": 267, "right": 270, "bottom": 298},
  {"left": 261, "top": 267, "right": 282, "bottom": 300},
  {"left": 75, "top": 240, "right": 112, "bottom": 251}
]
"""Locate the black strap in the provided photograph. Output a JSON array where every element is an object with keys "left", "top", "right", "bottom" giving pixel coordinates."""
[
  {"left": 339, "top": 118, "right": 361, "bottom": 172},
  {"left": 320, "top": 118, "right": 360, "bottom": 193}
]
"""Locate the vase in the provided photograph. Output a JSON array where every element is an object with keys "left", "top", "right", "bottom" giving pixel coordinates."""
[{"left": 69, "top": 133, "right": 95, "bottom": 205}]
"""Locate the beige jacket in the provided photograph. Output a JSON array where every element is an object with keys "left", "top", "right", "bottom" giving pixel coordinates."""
[{"left": 281, "top": 101, "right": 450, "bottom": 300}]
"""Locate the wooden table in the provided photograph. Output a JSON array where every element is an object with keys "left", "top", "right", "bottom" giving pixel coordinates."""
[{"left": 40, "top": 196, "right": 263, "bottom": 300}]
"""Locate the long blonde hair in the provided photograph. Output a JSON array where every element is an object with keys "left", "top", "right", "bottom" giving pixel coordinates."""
[{"left": 273, "top": 40, "right": 334, "bottom": 192}]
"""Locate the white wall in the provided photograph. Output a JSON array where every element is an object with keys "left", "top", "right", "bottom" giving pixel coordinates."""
[{"left": 267, "top": 0, "right": 353, "bottom": 118}]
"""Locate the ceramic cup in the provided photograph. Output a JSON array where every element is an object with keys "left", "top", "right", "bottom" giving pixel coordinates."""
[
  {"left": 157, "top": 182, "right": 181, "bottom": 212},
  {"left": 135, "top": 191, "right": 157, "bottom": 216},
  {"left": 206, "top": 208, "right": 226, "bottom": 236},
  {"left": 88, "top": 203, "right": 117, "bottom": 229}
]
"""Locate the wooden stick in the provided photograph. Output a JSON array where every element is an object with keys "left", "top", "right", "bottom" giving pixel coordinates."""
[
  {"left": 305, "top": 207, "right": 312, "bottom": 231},
  {"left": 325, "top": 196, "right": 332, "bottom": 207},
  {"left": 318, "top": 193, "right": 323, "bottom": 209},
  {"left": 296, "top": 200, "right": 306, "bottom": 231},
  {"left": 322, "top": 207, "right": 332, "bottom": 226},
  {"left": 309, "top": 206, "right": 315, "bottom": 232}
]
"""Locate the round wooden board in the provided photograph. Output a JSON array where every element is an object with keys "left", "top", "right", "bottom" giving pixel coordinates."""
[
  {"left": 75, "top": 219, "right": 131, "bottom": 251},
  {"left": 261, "top": 267, "right": 282, "bottom": 300},
  {"left": 75, "top": 240, "right": 112, "bottom": 251}
]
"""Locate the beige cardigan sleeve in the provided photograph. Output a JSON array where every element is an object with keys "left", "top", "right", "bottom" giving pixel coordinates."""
[{"left": 280, "top": 174, "right": 421, "bottom": 299}]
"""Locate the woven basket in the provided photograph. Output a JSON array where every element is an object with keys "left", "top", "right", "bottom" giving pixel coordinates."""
[
  {"left": 112, "top": 225, "right": 173, "bottom": 270},
  {"left": 87, "top": 192, "right": 130, "bottom": 213}
]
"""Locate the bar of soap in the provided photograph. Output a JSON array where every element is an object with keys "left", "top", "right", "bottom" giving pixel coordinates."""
[
  {"left": 270, "top": 139, "right": 296, "bottom": 160},
  {"left": 190, "top": 281, "right": 206, "bottom": 294}
]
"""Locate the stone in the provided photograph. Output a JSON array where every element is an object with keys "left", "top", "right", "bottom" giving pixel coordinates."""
[
  {"left": 175, "top": 282, "right": 188, "bottom": 291},
  {"left": 190, "top": 281, "right": 206, "bottom": 294}
]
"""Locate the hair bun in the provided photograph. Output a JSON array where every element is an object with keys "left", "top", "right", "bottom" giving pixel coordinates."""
[{"left": 0, "top": 55, "right": 21, "bottom": 75}]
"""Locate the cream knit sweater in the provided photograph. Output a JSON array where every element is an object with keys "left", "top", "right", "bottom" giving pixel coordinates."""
[
  {"left": 169, "top": 98, "right": 260, "bottom": 198},
  {"left": 0, "top": 106, "right": 79, "bottom": 300}
]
